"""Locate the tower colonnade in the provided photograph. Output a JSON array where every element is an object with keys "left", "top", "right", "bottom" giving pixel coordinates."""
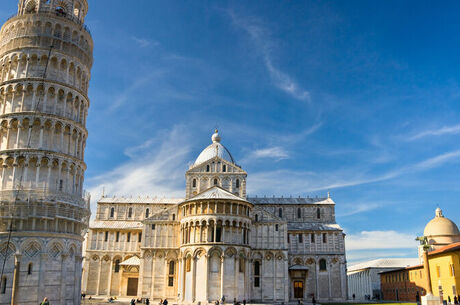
[{"left": 0, "top": 1, "right": 92, "bottom": 304}]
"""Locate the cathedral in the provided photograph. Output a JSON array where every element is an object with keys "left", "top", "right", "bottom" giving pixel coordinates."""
[{"left": 82, "top": 130, "right": 348, "bottom": 303}]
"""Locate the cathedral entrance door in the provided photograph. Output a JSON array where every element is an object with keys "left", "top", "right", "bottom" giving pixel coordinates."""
[
  {"left": 127, "top": 278, "right": 138, "bottom": 296},
  {"left": 294, "top": 281, "right": 304, "bottom": 299}
]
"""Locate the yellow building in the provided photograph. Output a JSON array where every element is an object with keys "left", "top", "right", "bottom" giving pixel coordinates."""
[{"left": 427, "top": 242, "right": 460, "bottom": 301}]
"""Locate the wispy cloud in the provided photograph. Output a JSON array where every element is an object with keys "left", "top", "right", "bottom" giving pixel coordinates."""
[
  {"left": 247, "top": 146, "right": 289, "bottom": 161},
  {"left": 414, "top": 149, "right": 460, "bottom": 170},
  {"left": 86, "top": 126, "right": 190, "bottom": 213},
  {"left": 132, "top": 36, "right": 159, "bottom": 48},
  {"left": 337, "top": 202, "right": 384, "bottom": 217},
  {"left": 109, "top": 72, "right": 163, "bottom": 111},
  {"left": 228, "top": 11, "right": 310, "bottom": 102},
  {"left": 409, "top": 123, "right": 460, "bottom": 140},
  {"left": 346, "top": 230, "right": 418, "bottom": 251}
]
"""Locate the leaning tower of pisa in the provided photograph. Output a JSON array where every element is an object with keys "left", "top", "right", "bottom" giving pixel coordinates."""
[{"left": 0, "top": 1, "right": 92, "bottom": 304}]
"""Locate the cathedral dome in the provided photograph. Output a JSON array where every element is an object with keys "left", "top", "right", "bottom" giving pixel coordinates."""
[
  {"left": 194, "top": 130, "right": 235, "bottom": 166},
  {"left": 424, "top": 208, "right": 460, "bottom": 245}
]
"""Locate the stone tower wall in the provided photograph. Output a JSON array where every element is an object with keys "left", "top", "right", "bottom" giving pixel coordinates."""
[{"left": 0, "top": 1, "right": 92, "bottom": 304}]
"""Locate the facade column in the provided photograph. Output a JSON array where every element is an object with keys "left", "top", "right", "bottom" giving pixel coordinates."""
[
  {"left": 204, "top": 254, "right": 209, "bottom": 302},
  {"left": 119, "top": 264, "right": 124, "bottom": 296},
  {"left": 14, "top": 124, "right": 21, "bottom": 148},
  {"left": 38, "top": 253, "right": 47, "bottom": 302},
  {"left": 10, "top": 253, "right": 21, "bottom": 305},
  {"left": 150, "top": 253, "right": 157, "bottom": 299},
  {"left": 191, "top": 256, "right": 197, "bottom": 302},
  {"left": 74, "top": 256, "right": 83, "bottom": 304},
  {"left": 38, "top": 125, "right": 44, "bottom": 148},
  {"left": 59, "top": 254, "right": 67, "bottom": 304},
  {"left": 20, "top": 90, "right": 25, "bottom": 111},
  {"left": 34, "top": 161, "right": 40, "bottom": 188},
  {"left": 328, "top": 261, "right": 332, "bottom": 300},
  {"left": 96, "top": 257, "right": 103, "bottom": 295},
  {"left": 107, "top": 257, "right": 113, "bottom": 296}
]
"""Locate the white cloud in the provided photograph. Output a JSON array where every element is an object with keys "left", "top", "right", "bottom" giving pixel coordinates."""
[
  {"left": 86, "top": 126, "right": 191, "bottom": 214},
  {"left": 247, "top": 146, "right": 289, "bottom": 161},
  {"left": 132, "top": 36, "right": 159, "bottom": 48},
  {"left": 228, "top": 11, "right": 310, "bottom": 102},
  {"left": 409, "top": 124, "right": 460, "bottom": 140},
  {"left": 414, "top": 149, "right": 460, "bottom": 170},
  {"left": 337, "top": 202, "right": 383, "bottom": 217},
  {"left": 346, "top": 230, "right": 418, "bottom": 251}
]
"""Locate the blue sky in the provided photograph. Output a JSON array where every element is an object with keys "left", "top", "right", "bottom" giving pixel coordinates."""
[{"left": 2, "top": 1, "right": 460, "bottom": 263}]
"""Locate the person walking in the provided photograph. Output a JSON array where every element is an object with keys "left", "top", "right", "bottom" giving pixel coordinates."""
[
  {"left": 163, "top": 299, "right": 168, "bottom": 305},
  {"left": 40, "top": 298, "right": 50, "bottom": 305},
  {"left": 131, "top": 299, "right": 135, "bottom": 305},
  {"left": 453, "top": 296, "right": 458, "bottom": 305},
  {"left": 146, "top": 298, "right": 150, "bottom": 305}
]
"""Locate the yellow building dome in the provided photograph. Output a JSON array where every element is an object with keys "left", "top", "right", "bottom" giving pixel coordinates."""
[{"left": 423, "top": 208, "right": 460, "bottom": 246}]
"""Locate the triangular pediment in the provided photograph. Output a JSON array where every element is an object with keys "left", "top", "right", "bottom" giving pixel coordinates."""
[
  {"left": 253, "top": 206, "right": 285, "bottom": 223},
  {"left": 185, "top": 186, "right": 247, "bottom": 202},
  {"left": 144, "top": 206, "right": 178, "bottom": 222}
]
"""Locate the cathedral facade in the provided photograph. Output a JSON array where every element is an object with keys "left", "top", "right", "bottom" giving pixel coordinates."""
[{"left": 82, "top": 131, "right": 347, "bottom": 303}]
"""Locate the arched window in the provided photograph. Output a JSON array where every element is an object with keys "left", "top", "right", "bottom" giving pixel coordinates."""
[
  {"left": 316, "top": 208, "right": 321, "bottom": 219},
  {"left": 255, "top": 214, "right": 258, "bottom": 222},
  {"left": 27, "top": 263, "right": 32, "bottom": 275},
  {"left": 186, "top": 257, "right": 191, "bottom": 272},
  {"left": 110, "top": 207, "right": 114, "bottom": 218},
  {"left": 145, "top": 208, "right": 149, "bottom": 218},
  {"left": 128, "top": 207, "right": 132, "bottom": 218},
  {"left": 214, "top": 178, "right": 218, "bottom": 185},
  {"left": 323, "top": 233, "right": 327, "bottom": 243},
  {"left": 275, "top": 224, "right": 279, "bottom": 231},
  {"left": 56, "top": 6, "right": 67, "bottom": 16},
  {"left": 206, "top": 165, "right": 210, "bottom": 172},
  {"left": 254, "top": 261, "right": 261, "bottom": 287},
  {"left": 127, "top": 232, "right": 131, "bottom": 242},
  {"left": 297, "top": 208, "right": 301, "bottom": 219},
  {"left": 192, "top": 179, "right": 196, "bottom": 187},
  {"left": 223, "top": 165, "right": 226, "bottom": 172},
  {"left": 239, "top": 257, "right": 244, "bottom": 273},
  {"left": 114, "top": 260, "right": 120, "bottom": 273},
  {"left": 278, "top": 208, "right": 283, "bottom": 218},
  {"left": 168, "top": 261, "right": 175, "bottom": 286},
  {"left": 236, "top": 179, "right": 240, "bottom": 188},
  {"left": 1, "top": 277, "right": 6, "bottom": 294},
  {"left": 319, "top": 259, "right": 327, "bottom": 271},
  {"left": 104, "top": 231, "right": 108, "bottom": 242},
  {"left": 311, "top": 233, "right": 315, "bottom": 243},
  {"left": 298, "top": 234, "right": 303, "bottom": 243},
  {"left": 138, "top": 233, "right": 142, "bottom": 242}
]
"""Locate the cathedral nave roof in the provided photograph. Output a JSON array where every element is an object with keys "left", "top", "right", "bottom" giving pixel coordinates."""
[
  {"left": 248, "top": 196, "right": 335, "bottom": 205},
  {"left": 90, "top": 220, "right": 143, "bottom": 230},
  {"left": 287, "top": 223, "right": 343, "bottom": 231}
]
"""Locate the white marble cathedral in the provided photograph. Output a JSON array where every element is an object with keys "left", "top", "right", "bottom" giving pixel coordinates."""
[
  {"left": 0, "top": 0, "right": 92, "bottom": 305},
  {"left": 83, "top": 131, "right": 347, "bottom": 303}
]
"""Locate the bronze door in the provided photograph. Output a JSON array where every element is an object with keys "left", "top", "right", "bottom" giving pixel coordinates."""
[
  {"left": 127, "top": 277, "right": 139, "bottom": 296},
  {"left": 294, "top": 281, "right": 304, "bottom": 299}
]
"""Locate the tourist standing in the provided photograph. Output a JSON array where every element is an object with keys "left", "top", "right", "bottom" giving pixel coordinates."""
[
  {"left": 146, "top": 298, "right": 150, "bottom": 305},
  {"left": 163, "top": 298, "right": 168, "bottom": 305},
  {"left": 40, "top": 298, "right": 50, "bottom": 305}
]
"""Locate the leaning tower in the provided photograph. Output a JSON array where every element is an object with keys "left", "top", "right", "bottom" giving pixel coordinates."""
[{"left": 0, "top": 1, "right": 92, "bottom": 304}]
